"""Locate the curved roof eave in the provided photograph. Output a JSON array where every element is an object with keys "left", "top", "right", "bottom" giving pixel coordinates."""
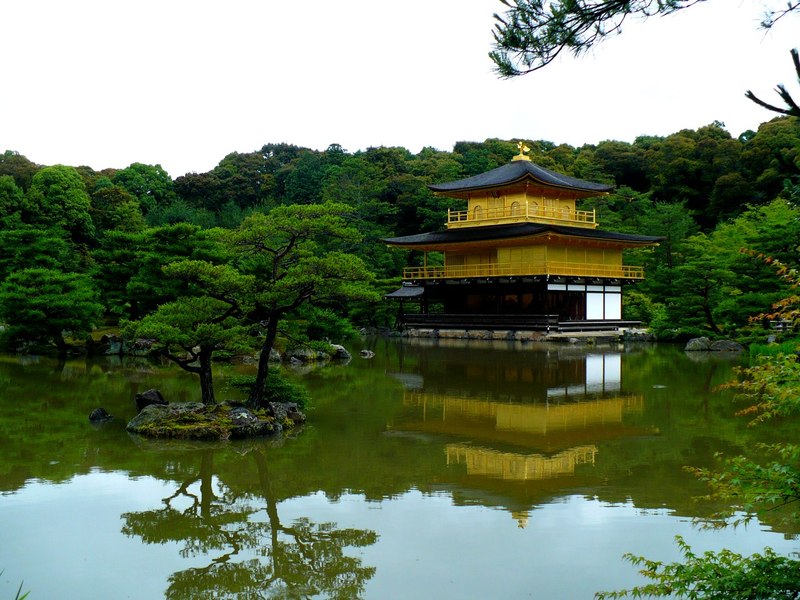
[
  {"left": 383, "top": 223, "right": 664, "bottom": 247},
  {"left": 428, "top": 160, "right": 614, "bottom": 195}
]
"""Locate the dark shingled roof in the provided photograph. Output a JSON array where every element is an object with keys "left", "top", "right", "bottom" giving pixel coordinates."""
[
  {"left": 429, "top": 160, "right": 614, "bottom": 194},
  {"left": 383, "top": 223, "right": 663, "bottom": 246},
  {"left": 384, "top": 286, "right": 425, "bottom": 298}
]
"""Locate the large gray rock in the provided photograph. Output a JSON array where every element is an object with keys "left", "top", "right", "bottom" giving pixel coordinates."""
[
  {"left": 89, "top": 407, "right": 113, "bottom": 422},
  {"left": 709, "top": 340, "right": 745, "bottom": 352},
  {"left": 227, "top": 406, "right": 281, "bottom": 438},
  {"left": 285, "top": 347, "right": 329, "bottom": 363},
  {"left": 623, "top": 329, "right": 655, "bottom": 342},
  {"left": 124, "top": 338, "right": 156, "bottom": 357},
  {"left": 685, "top": 337, "right": 712, "bottom": 351},
  {"left": 329, "top": 344, "right": 351, "bottom": 361},
  {"left": 86, "top": 334, "right": 124, "bottom": 356},
  {"left": 135, "top": 389, "right": 168, "bottom": 412},
  {"left": 268, "top": 402, "right": 306, "bottom": 425}
]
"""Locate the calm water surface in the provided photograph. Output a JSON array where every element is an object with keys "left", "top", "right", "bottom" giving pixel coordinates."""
[{"left": 1, "top": 339, "right": 798, "bottom": 599}]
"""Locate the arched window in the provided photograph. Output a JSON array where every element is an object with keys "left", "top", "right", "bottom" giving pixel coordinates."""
[
  {"left": 528, "top": 201, "right": 539, "bottom": 217},
  {"left": 510, "top": 201, "right": 522, "bottom": 216},
  {"left": 473, "top": 205, "right": 484, "bottom": 220}
]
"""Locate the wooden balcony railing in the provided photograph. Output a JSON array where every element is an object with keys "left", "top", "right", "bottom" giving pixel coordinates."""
[
  {"left": 402, "top": 261, "right": 644, "bottom": 280},
  {"left": 447, "top": 204, "right": 596, "bottom": 228}
]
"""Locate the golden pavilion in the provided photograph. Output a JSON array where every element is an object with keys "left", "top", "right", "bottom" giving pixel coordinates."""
[{"left": 384, "top": 142, "right": 661, "bottom": 332}]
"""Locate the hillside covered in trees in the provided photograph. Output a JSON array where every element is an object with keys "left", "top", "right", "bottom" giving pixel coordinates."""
[{"left": 1, "top": 116, "right": 799, "bottom": 354}]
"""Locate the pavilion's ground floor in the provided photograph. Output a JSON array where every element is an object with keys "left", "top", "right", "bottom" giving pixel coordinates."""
[{"left": 386, "top": 276, "right": 642, "bottom": 332}]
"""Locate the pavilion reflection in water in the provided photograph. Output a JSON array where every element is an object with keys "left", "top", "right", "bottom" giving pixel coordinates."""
[
  {"left": 446, "top": 444, "right": 598, "bottom": 482},
  {"left": 392, "top": 349, "right": 645, "bottom": 484}
]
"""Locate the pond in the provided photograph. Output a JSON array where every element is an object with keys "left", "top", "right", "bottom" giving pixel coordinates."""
[{"left": 0, "top": 339, "right": 798, "bottom": 599}]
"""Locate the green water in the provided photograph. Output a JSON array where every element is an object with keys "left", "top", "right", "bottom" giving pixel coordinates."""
[{"left": 0, "top": 339, "right": 797, "bottom": 599}]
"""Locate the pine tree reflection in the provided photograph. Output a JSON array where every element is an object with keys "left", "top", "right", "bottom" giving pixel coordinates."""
[{"left": 121, "top": 448, "right": 377, "bottom": 599}]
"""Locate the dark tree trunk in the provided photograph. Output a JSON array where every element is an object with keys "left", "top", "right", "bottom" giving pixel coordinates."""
[
  {"left": 55, "top": 333, "right": 68, "bottom": 357},
  {"left": 198, "top": 345, "right": 216, "bottom": 405},
  {"left": 701, "top": 288, "right": 721, "bottom": 335},
  {"left": 248, "top": 315, "right": 280, "bottom": 409}
]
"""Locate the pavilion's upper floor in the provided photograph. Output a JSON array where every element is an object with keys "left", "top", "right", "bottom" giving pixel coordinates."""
[{"left": 432, "top": 143, "right": 612, "bottom": 230}]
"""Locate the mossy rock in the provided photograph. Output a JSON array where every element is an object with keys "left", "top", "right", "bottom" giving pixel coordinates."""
[{"left": 126, "top": 402, "right": 294, "bottom": 440}]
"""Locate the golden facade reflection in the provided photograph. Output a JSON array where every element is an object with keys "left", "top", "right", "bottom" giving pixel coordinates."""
[
  {"left": 446, "top": 444, "right": 598, "bottom": 481},
  {"left": 405, "top": 392, "right": 643, "bottom": 436}
]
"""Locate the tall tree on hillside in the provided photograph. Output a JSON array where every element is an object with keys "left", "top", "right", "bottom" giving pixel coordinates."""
[
  {"left": 113, "top": 163, "right": 175, "bottom": 216},
  {"left": 90, "top": 179, "right": 146, "bottom": 235},
  {"left": 740, "top": 117, "right": 800, "bottom": 203},
  {"left": 213, "top": 151, "right": 273, "bottom": 209},
  {"left": 0, "top": 174, "right": 25, "bottom": 218},
  {"left": 93, "top": 223, "right": 223, "bottom": 319},
  {"left": 643, "top": 123, "right": 746, "bottom": 227},
  {"left": 25, "top": 165, "right": 95, "bottom": 247},
  {"left": 0, "top": 150, "right": 39, "bottom": 191},
  {"left": 0, "top": 225, "right": 78, "bottom": 282},
  {"left": 0, "top": 269, "right": 103, "bottom": 354},
  {"left": 591, "top": 141, "right": 649, "bottom": 191},
  {"left": 321, "top": 157, "right": 404, "bottom": 279}
]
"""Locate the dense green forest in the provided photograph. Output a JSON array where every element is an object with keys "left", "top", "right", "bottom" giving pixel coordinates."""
[{"left": 1, "top": 116, "right": 799, "bottom": 358}]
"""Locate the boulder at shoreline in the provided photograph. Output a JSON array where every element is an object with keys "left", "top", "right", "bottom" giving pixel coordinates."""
[{"left": 684, "top": 337, "right": 744, "bottom": 352}]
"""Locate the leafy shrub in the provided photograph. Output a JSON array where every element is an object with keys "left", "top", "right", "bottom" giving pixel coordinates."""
[
  {"left": 622, "top": 290, "right": 662, "bottom": 325},
  {"left": 228, "top": 371, "right": 309, "bottom": 408},
  {"left": 301, "top": 306, "right": 359, "bottom": 341}
]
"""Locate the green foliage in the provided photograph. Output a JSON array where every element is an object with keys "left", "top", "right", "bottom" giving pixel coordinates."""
[
  {"left": 124, "top": 296, "right": 247, "bottom": 355},
  {"left": 0, "top": 223, "right": 78, "bottom": 281},
  {"left": 621, "top": 289, "right": 664, "bottom": 325},
  {"left": 491, "top": 0, "right": 702, "bottom": 76},
  {"left": 25, "top": 164, "right": 95, "bottom": 245},
  {"left": 298, "top": 306, "right": 360, "bottom": 342},
  {"left": 725, "top": 353, "right": 800, "bottom": 425},
  {"left": 90, "top": 184, "right": 144, "bottom": 235},
  {"left": 0, "top": 268, "right": 104, "bottom": 352},
  {"left": 92, "top": 223, "right": 223, "bottom": 319},
  {"left": 741, "top": 118, "right": 800, "bottom": 203},
  {"left": 347, "top": 278, "right": 402, "bottom": 330},
  {"left": 260, "top": 372, "right": 310, "bottom": 408},
  {"left": 595, "top": 536, "right": 800, "bottom": 599},
  {"left": 228, "top": 203, "right": 378, "bottom": 317},
  {"left": 112, "top": 162, "right": 175, "bottom": 215},
  {"left": 146, "top": 199, "right": 217, "bottom": 228},
  {"left": 750, "top": 340, "right": 800, "bottom": 358},
  {"left": 643, "top": 199, "right": 800, "bottom": 338},
  {"left": 228, "top": 372, "right": 310, "bottom": 408},
  {"left": 225, "top": 202, "right": 377, "bottom": 407},
  {"left": 490, "top": 0, "right": 796, "bottom": 77},
  {"left": 0, "top": 175, "right": 25, "bottom": 218},
  {"left": 453, "top": 138, "right": 516, "bottom": 175},
  {"left": 0, "top": 150, "right": 39, "bottom": 190}
]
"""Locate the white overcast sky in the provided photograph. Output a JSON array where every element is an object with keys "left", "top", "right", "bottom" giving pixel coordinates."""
[{"left": 2, "top": 0, "right": 797, "bottom": 178}]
